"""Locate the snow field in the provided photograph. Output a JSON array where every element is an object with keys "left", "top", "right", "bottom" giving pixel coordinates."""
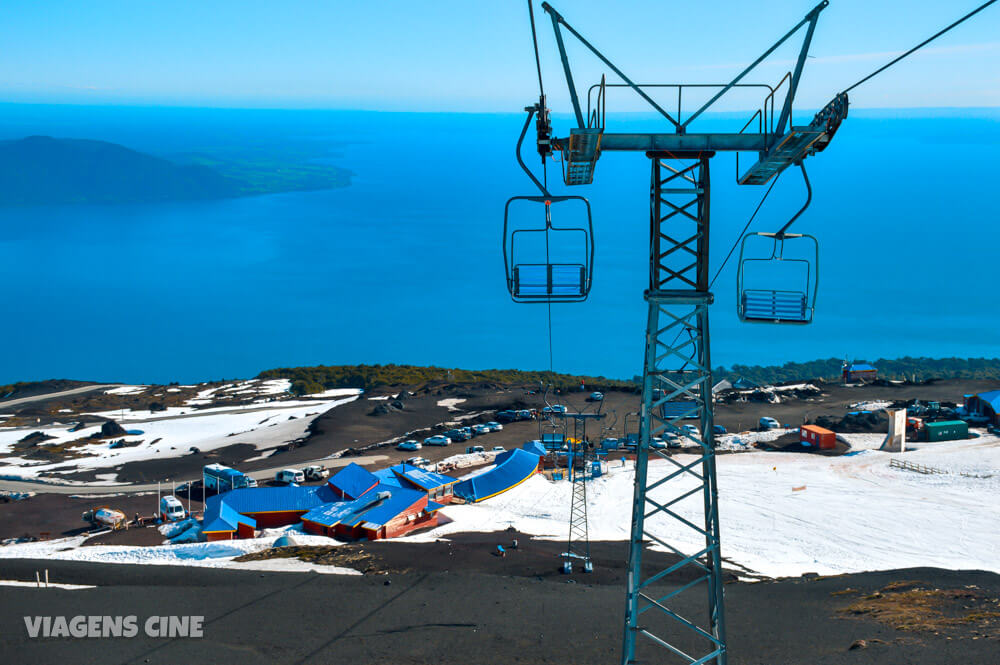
[
  {"left": 0, "top": 392, "right": 361, "bottom": 480},
  {"left": 0, "top": 526, "right": 360, "bottom": 576},
  {"left": 405, "top": 435, "right": 1000, "bottom": 578}
]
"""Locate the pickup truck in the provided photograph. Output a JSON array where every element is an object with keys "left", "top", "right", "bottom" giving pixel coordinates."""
[{"left": 303, "top": 465, "right": 329, "bottom": 481}]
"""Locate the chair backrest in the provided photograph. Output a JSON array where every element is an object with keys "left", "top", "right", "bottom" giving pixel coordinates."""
[
  {"left": 741, "top": 289, "right": 809, "bottom": 323},
  {"left": 503, "top": 195, "right": 594, "bottom": 303},
  {"left": 512, "top": 264, "right": 586, "bottom": 299},
  {"left": 736, "top": 232, "right": 818, "bottom": 324}
]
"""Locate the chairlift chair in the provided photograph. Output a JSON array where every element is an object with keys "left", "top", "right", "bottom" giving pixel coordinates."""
[
  {"left": 737, "top": 232, "right": 818, "bottom": 324},
  {"left": 736, "top": 163, "right": 818, "bottom": 324},
  {"left": 503, "top": 195, "right": 594, "bottom": 303}
]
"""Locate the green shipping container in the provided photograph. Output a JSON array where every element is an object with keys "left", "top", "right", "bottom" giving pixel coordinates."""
[{"left": 924, "top": 420, "right": 968, "bottom": 442}]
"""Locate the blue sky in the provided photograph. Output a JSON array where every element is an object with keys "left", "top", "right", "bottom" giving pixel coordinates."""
[{"left": 0, "top": 0, "right": 997, "bottom": 111}]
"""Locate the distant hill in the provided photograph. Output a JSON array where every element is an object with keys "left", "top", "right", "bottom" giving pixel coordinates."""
[
  {"left": 718, "top": 356, "right": 1000, "bottom": 384},
  {"left": 257, "top": 364, "right": 634, "bottom": 395},
  {"left": 0, "top": 136, "right": 244, "bottom": 205},
  {"left": 0, "top": 136, "right": 352, "bottom": 205}
]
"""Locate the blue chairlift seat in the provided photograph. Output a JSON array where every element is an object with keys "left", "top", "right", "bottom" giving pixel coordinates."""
[
  {"left": 737, "top": 232, "right": 818, "bottom": 324},
  {"left": 503, "top": 195, "right": 594, "bottom": 303},
  {"left": 513, "top": 264, "right": 586, "bottom": 298}
]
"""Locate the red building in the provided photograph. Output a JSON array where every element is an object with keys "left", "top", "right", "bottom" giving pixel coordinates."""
[{"left": 800, "top": 424, "right": 836, "bottom": 450}]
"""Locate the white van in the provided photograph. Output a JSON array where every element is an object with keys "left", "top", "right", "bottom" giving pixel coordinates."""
[
  {"left": 275, "top": 468, "right": 305, "bottom": 485},
  {"left": 759, "top": 417, "right": 780, "bottom": 430},
  {"left": 159, "top": 495, "right": 186, "bottom": 522}
]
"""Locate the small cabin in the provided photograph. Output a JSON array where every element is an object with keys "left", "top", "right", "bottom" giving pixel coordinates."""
[
  {"left": 800, "top": 424, "right": 836, "bottom": 450},
  {"left": 842, "top": 362, "right": 877, "bottom": 383}
]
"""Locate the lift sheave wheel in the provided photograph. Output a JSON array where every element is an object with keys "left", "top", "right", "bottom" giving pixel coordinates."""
[
  {"left": 503, "top": 195, "right": 594, "bottom": 303},
  {"left": 736, "top": 232, "right": 818, "bottom": 324}
]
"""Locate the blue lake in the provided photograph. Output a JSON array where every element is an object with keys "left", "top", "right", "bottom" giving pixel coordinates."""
[{"left": 1, "top": 105, "right": 998, "bottom": 384}]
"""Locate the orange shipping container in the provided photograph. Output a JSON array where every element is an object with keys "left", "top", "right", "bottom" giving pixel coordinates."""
[{"left": 800, "top": 424, "right": 836, "bottom": 450}]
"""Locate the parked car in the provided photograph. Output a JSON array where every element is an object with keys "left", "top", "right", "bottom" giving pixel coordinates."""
[
  {"left": 665, "top": 432, "right": 681, "bottom": 448},
  {"left": 651, "top": 437, "right": 667, "bottom": 450},
  {"left": 515, "top": 409, "right": 534, "bottom": 420},
  {"left": 713, "top": 425, "right": 727, "bottom": 435},
  {"left": 759, "top": 416, "right": 780, "bottom": 430},
  {"left": 275, "top": 468, "right": 305, "bottom": 485},
  {"left": 473, "top": 424, "right": 491, "bottom": 435},
  {"left": 396, "top": 440, "right": 422, "bottom": 451},
  {"left": 423, "top": 435, "right": 451, "bottom": 446},
  {"left": 491, "top": 446, "right": 506, "bottom": 453},
  {"left": 459, "top": 426, "right": 475, "bottom": 439},
  {"left": 303, "top": 465, "right": 329, "bottom": 481},
  {"left": 681, "top": 425, "right": 701, "bottom": 440},
  {"left": 444, "top": 428, "right": 469, "bottom": 442},
  {"left": 587, "top": 391, "right": 604, "bottom": 402},
  {"left": 600, "top": 437, "right": 620, "bottom": 449},
  {"left": 485, "top": 421, "right": 503, "bottom": 431},
  {"left": 465, "top": 445, "right": 485, "bottom": 454},
  {"left": 405, "top": 456, "right": 430, "bottom": 467},
  {"left": 496, "top": 410, "right": 518, "bottom": 423}
]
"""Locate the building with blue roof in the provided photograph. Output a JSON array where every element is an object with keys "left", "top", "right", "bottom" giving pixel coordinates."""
[
  {"left": 842, "top": 361, "right": 878, "bottom": 383},
  {"left": 328, "top": 463, "right": 380, "bottom": 500},
  {"left": 301, "top": 484, "right": 439, "bottom": 540},
  {"left": 965, "top": 389, "right": 1000, "bottom": 426},
  {"left": 202, "top": 463, "right": 453, "bottom": 542}
]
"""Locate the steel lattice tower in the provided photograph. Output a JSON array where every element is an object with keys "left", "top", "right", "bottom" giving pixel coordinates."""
[
  {"left": 622, "top": 154, "right": 726, "bottom": 664},
  {"left": 506, "top": 2, "right": 851, "bottom": 663},
  {"left": 564, "top": 442, "right": 592, "bottom": 573}
]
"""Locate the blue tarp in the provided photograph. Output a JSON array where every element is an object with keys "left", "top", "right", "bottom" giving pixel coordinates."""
[
  {"left": 848, "top": 363, "right": 877, "bottom": 372},
  {"left": 453, "top": 448, "right": 540, "bottom": 503},
  {"left": 328, "top": 463, "right": 379, "bottom": 499}
]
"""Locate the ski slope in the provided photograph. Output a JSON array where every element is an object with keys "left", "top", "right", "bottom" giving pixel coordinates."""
[{"left": 406, "top": 434, "right": 1000, "bottom": 578}]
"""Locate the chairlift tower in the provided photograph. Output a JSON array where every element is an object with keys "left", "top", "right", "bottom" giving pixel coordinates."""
[
  {"left": 506, "top": 2, "right": 849, "bottom": 664},
  {"left": 564, "top": 436, "right": 593, "bottom": 573},
  {"left": 555, "top": 409, "right": 604, "bottom": 574}
]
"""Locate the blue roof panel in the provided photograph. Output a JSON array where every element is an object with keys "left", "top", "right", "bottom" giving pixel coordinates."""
[
  {"left": 976, "top": 389, "right": 1000, "bottom": 410},
  {"left": 355, "top": 487, "right": 425, "bottom": 528},
  {"left": 848, "top": 363, "right": 877, "bottom": 372},
  {"left": 203, "top": 494, "right": 257, "bottom": 532},
  {"left": 392, "top": 464, "right": 456, "bottom": 491},
  {"left": 328, "top": 463, "right": 380, "bottom": 499},
  {"left": 372, "top": 468, "right": 405, "bottom": 489}
]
